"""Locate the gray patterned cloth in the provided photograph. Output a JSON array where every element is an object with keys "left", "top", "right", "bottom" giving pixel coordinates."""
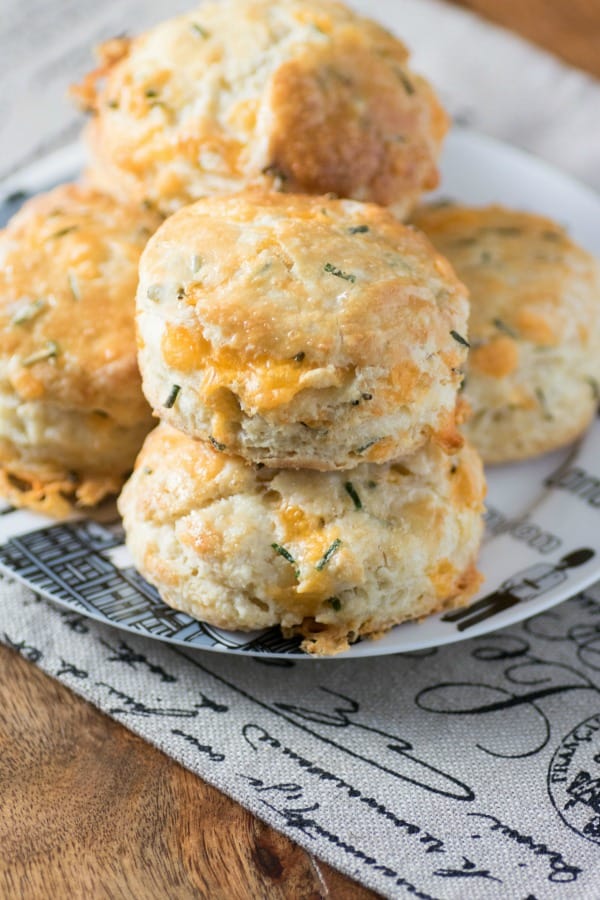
[
  {"left": 6, "top": 582, "right": 600, "bottom": 899},
  {"left": 2, "top": 1, "right": 600, "bottom": 897}
]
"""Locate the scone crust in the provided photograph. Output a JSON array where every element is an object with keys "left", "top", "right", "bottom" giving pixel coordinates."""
[
  {"left": 412, "top": 203, "right": 600, "bottom": 463},
  {"left": 137, "top": 191, "right": 469, "bottom": 469},
  {"left": 118, "top": 424, "right": 485, "bottom": 655},
  {"left": 0, "top": 183, "right": 160, "bottom": 513},
  {"left": 77, "top": 0, "right": 448, "bottom": 216}
]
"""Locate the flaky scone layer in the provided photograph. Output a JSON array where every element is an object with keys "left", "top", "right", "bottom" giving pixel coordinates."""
[
  {"left": 77, "top": 0, "right": 448, "bottom": 217},
  {"left": 118, "top": 424, "right": 485, "bottom": 655},
  {"left": 137, "top": 191, "right": 470, "bottom": 469},
  {"left": 0, "top": 183, "right": 160, "bottom": 514},
  {"left": 413, "top": 203, "right": 600, "bottom": 462}
]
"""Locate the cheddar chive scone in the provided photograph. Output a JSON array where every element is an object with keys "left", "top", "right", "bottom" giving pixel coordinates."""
[
  {"left": 413, "top": 204, "right": 600, "bottom": 463},
  {"left": 0, "top": 184, "right": 161, "bottom": 516},
  {"left": 118, "top": 424, "right": 485, "bottom": 656},
  {"left": 75, "top": 0, "right": 448, "bottom": 217},
  {"left": 136, "top": 191, "right": 470, "bottom": 470}
]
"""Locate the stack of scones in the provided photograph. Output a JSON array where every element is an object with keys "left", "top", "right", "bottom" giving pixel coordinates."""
[
  {"left": 119, "top": 190, "right": 486, "bottom": 654},
  {"left": 4, "top": 0, "right": 599, "bottom": 654},
  {"left": 108, "top": 0, "right": 486, "bottom": 654}
]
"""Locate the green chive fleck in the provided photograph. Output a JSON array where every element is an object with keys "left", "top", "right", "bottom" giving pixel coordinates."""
[
  {"left": 484, "top": 226, "right": 521, "bottom": 237},
  {"left": 147, "top": 285, "right": 162, "bottom": 302},
  {"left": 22, "top": 340, "right": 59, "bottom": 367},
  {"left": 253, "top": 261, "right": 272, "bottom": 278},
  {"left": 299, "top": 421, "right": 328, "bottom": 436},
  {"left": 327, "top": 597, "right": 342, "bottom": 611},
  {"left": 348, "top": 225, "right": 369, "bottom": 234},
  {"left": 209, "top": 436, "right": 227, "bottom": 452},
  {"left": 142, "top": 466, "right": 153, "bottom": 475},
  {"left": 271, "top": 543, "right": 300, "bottom": 580},
  {"left": 164, "top": 384, "right": 181, "bottom": 408},
  {"left": 190, "top": 22, "right": 209, "bottom": 38},
  {"left": 107, "top": 99, "right": 119, "bottom": 109},
  {"left": 497, "top": 226, "right": 522, "bottom": 236},
  {"left": 450, "top": 330, "right": 470, "bottom": 348},
  {"left": 586, "top": 377, "right": 600, "bottom": 402},
  {"left": 11, "top": 298, "right": 46, "bottom": 326},
  {"left": 48, "top": 226, "right": 78, "bottom": 240},
  {"left": 493, "top": 318, "right": 517, "bottom": 338},
  {"left": 145, "top": 89, "right": 159, "bottom": 98},
  {"left": 396, "top": 69, "right": 415, "bottom": 95},
  {"left": 316, "top": 539, "right": 342, "bottom": 571},
  {"left": 355, "top": 438, "right": 381, "bottom": 454},
  {"left": 344, "top": 481, "right": 362, "bottom": 510},
  {"left": 68, "top": 271, "right": 81, "bottom": 301},
  {"left": 324, "top": 262, "right": 356, "bottom": 283},
  {"left": 535, "top": 387, "right": 553, "bottom": 420}
]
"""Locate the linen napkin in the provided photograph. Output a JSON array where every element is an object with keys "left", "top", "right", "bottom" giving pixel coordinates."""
[{"left": 2, "top": 2, "right": 600, "bottom": 898}]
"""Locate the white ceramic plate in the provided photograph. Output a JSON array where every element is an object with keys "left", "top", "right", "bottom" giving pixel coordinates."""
[{"left": 1, "top": 128, "right": 600, "bottom": 658}]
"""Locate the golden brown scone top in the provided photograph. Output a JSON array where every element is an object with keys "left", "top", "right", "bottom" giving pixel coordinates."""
[
  {"left": 0, "top": 184, "right": 161, "bottom": 424},
  {"left": 412, "top": 202, "right": 600, "bottom": 462},
  {"left": 412, "top": 203, "right": 600, "bottom": 359},
  {"left": 138, "top": 190, "right": 469, "bottom": 402},
  {"left": 76, "top": 0, "right": 448, "bottom": 215}
]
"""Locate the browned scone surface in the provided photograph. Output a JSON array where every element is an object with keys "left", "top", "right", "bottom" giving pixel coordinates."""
[
  {"left": 413, "top": 203, "right": 600, "bottom": 463},
  {"left": 119, "top": 423, "right": 485, "bottom": 656},
  {"left": 0, "top": 183, "right": 161, "bottom": 515},
  {"left": 78, "top": 0, "right": 448, "bottom": 217},
  {"left": 137, "top": 190, "right": 470, "bottom": 470}
]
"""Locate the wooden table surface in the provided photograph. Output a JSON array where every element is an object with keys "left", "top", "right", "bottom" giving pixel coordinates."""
[{"left": 1, "top": 3, "right": 599, "bottom": 898}]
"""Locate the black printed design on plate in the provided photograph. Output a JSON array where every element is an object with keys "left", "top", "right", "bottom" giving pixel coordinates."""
[
  {"left": 0, "top": 518, "right": 301, "bottom": 652},
  {"left": 443, "top": 549, "right": 595, "bottom": 631}
]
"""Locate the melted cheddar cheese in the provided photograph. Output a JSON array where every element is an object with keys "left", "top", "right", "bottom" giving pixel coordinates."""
[{"left": 161, "top": 323, "right": 351, "bottom": 412}]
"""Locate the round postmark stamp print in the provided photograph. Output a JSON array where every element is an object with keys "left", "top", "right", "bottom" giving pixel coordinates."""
[{"left": 548, "top": 713, "right": 600, "bottom": 845}]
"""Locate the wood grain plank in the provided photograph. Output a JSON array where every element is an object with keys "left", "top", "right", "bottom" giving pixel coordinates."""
[
  {"left": 449, "top": 0, "right": 600, "bottom": 78},
  {"left": 0, "top": 645, "right": 377, "bottom": 899}
]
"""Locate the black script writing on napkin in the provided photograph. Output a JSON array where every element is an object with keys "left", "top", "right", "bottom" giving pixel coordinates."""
[
  {"left": 417, "top": 631, "right": 600, "bottom": 759},
  {"left": 171, "top": 649, "right": 476, "bottom": 802},
  {"left": 242, "top": 723, "right": 446, "bottom": 853}
]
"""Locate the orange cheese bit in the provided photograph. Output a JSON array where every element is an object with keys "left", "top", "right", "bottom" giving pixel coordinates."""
[
  {"left": 469, "top": 335, "right": 519, "bottom": 378},
  {"left": 427, "top": 558, "right": 459, "bottom": 599},
  {"left": 515, "top": 309, "right": 557, "bottom": 346},
  {"left": 162, "top": 324, "right": 210, "bottom": 371}
]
